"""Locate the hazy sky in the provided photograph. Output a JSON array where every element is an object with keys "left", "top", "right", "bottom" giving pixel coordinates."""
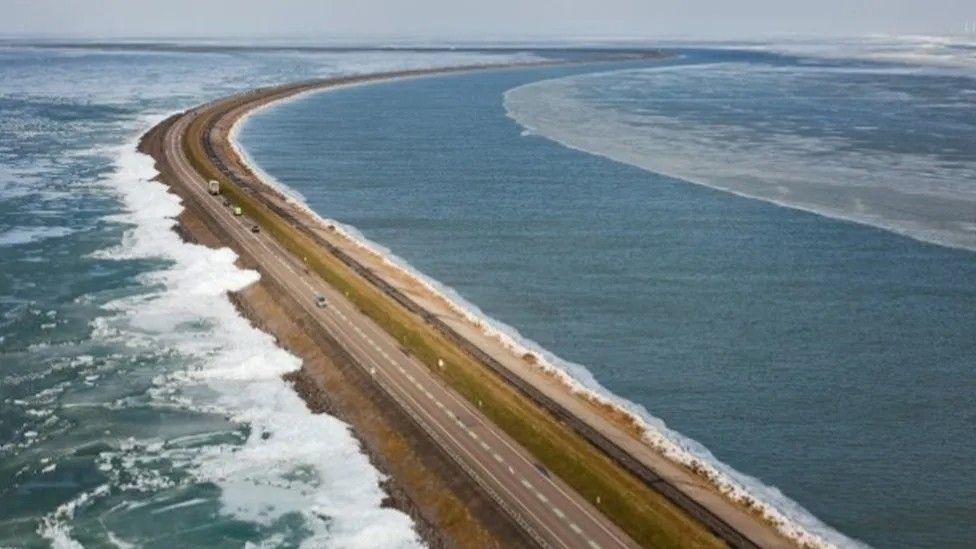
[{"left": 2, "top": 0, "right": 974, "bottom": 40}]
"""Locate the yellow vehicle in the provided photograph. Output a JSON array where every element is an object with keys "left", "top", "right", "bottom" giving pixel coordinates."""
[{"left": 233, "top": 206, "right": 243, "bottom": 216}]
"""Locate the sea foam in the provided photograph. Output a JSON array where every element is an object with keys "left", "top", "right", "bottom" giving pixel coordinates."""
[
  {"left": 73, "top": 121, "right": 422, "bottom": 548},
  {"left": 0, "top": 226, "right": 74, "bottom": 247}
]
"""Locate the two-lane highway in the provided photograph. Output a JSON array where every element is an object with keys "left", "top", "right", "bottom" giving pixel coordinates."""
[{"left": 163, "top": 108, "right": 637, "bottom": 549}]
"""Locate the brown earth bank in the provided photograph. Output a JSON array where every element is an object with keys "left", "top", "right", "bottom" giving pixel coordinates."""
[
  {"left": 140, "top": 54, "right": 803, "bottom": 549},
  {"left": 142, "top": 116, "right": 533, "bottom": 548}
]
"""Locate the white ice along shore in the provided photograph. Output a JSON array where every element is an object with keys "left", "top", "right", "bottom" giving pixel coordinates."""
[
  {"left": 231, "top": 83, "right": 865, "bottom": 548},
  {"left": 503, "top": 62, "right": 976, "bottom": 252},
  {"left": 72, "top": 120, "right": 423, "bottom": 549}
]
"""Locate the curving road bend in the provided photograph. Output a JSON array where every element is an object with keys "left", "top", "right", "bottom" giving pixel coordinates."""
[{"left": 162, "top": 105, "right": 638, "bottom": 549}]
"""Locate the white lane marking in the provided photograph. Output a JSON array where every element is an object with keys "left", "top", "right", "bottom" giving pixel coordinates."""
[{"left": 337, "top": 300, "right": 623, "bottom": 549}]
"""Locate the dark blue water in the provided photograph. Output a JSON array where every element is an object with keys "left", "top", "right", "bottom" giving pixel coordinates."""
[{"left": 239, "top": 51, "right": 976, "bottom": 548}]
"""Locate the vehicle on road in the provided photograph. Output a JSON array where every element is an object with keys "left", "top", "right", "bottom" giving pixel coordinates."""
[
  {"left": 250, "top": 224, "right": 260, "bottom": 233},
  {"left": 315, "top": 294, "right": 327, "bottom": 308},
  {"left": 222, "top": 198, "right": 230, "bottom": 207},
  {"left": 233, "top": 206, "right": 243, "bottom": 216},
  {"left": 207, "top": 179, "right": 220, "bottom": 195}
]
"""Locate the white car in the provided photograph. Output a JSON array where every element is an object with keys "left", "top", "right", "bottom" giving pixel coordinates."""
[{"left": 315, "top": 295, "right": 327, "bottom": 308}]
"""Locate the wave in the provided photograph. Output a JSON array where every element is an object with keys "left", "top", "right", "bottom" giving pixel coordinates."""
[
  {"left": 0, "top": 226, "right": 74, "bottom": 247},
  {"left": 81, "top": 121, "right": 422, "bottom": 548},
  {"left": 39, "top": 484, "right": 109, "bottom": 548},
  {"left": 232, "top": 86, "right": 863, "bottom": 548}
]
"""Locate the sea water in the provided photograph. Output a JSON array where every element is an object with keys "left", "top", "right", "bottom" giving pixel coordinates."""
[
  {"left": 0, "top": 42, "right": 534, "bottom": 547},
  {"left": 238, "top": 42, "right": 976, "bottom": 548}
]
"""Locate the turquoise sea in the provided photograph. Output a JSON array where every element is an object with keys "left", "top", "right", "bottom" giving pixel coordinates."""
[{"left": 0, "top": 42, "right": 533, "bottom": 548}]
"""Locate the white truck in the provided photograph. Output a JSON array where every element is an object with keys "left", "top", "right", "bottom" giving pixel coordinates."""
[{"left": 207, "top": 180, "right": 220, "bottom": 195}]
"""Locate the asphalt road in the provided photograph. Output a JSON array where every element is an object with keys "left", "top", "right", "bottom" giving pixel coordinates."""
[{"left": 163, "top": 107, "right": 638, "bottom": 549}]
